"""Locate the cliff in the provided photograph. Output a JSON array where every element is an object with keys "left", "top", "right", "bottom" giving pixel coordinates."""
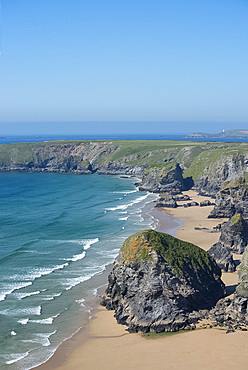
[
  {"left": 1, "top": 140, "right": 248, "bottom": 196},
  {"left": 101, "top": 230, "right": 225, "bottom": 333},
  {"left": 186, "top": 129, "right": 248, "bottom": 139},
  {"left": 209, "top": 246, "right": 248, "bottom": 329},
  {"left": 208, "top": 178, "right": 248, "bottom": 219}
]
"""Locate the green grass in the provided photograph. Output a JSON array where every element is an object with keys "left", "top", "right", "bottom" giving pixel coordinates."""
[
  {"left": 120, "top": 230, "right": 218, "bottom": 276},
  {"left": 1, "top": 140, "right": 248, "bottom": 182}
]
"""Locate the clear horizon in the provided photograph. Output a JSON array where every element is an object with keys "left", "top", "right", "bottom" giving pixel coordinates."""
[{"left": 0, "top": 1, "right": 248, "bottom": 129}]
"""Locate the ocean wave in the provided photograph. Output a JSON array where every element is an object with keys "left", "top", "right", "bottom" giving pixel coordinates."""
[
  {"left": 105, "top": 193, "right": 150, "bottom": 212},
  {"left": 1, "top": 306, "right": 42, "bottom": 317},
  {"left": 63, "top": 275, "right": 94, "bottom": 291},
  {"left": 57, "top": 237, "right": 99, "bottom": 247},
  {"left": 75, "top": 298, "right": 86, "bottom": 307},
  {"left": 22, "top": 330, "right": 57, "bottom": 347},
  {"left": 65, "top": 251, "right": 86, "bottom": 262},
  {"left": 5, "top": 351, "right": 30, "bottom": 365},
  {"left": 0, "top": 282, "right": 33, "bottom": 302},
  {"left": 42, "top": 292, "right": 62, "bottom": 301},
  {"left": 119, "top": 216, "right": 129, "bottom": 221},
  {"left": 18, "top": 318, "right": 29, "bottom": 325},
  {"left": 10, "top": 263, "right": 69, "bottom": 283},
  {"left": 14, "top": 291, "right": 41, "bottom": 300},
  {"left": 112, "top": 189, "right": 138, "bottom": 195},
  {"left": 29, "top": 317, "right": 54, "bottom": 325}
]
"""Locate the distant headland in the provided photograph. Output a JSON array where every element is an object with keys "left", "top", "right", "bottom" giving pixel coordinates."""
[{"left": 185, "top": 129, "right": 248, "bottom": 139}]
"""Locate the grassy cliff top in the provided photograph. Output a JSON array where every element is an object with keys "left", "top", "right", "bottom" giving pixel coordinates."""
[
  {"left": 120, "top": 229, "right": 218, "bottom": 276},
  {"left": 1, "top": 140, "right": 248, "bottom": 177}
]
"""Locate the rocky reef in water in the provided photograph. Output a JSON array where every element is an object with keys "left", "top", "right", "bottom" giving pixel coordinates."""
[{"left": 101, "top": 230, "right": 225, "bottom": 333}]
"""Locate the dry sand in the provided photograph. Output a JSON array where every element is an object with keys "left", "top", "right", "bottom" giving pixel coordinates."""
[{"left": 39, "top": 190, "right": 248, "bottom": 370}]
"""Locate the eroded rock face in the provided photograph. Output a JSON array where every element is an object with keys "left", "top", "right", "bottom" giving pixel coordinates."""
[
  {"left": 101, "top": 230, "right": 225, "bottom": 333},
  {"left": 209, "top": 246, "right": 248, "bottom": 327},
  {"left": 139, "top": 164, "right": 193, "bottom": 194},
  {"left": 155, "top": 195, "right": 178, "bottom": 208},
  {"left": 208, "top": 242, "right": 236, "bottom": 272},
  {"left": 208, "top": 178, "right": 248, "bottom": 219},
  {"left": 219, "top": 215, "right": 248, "bottom": 254}
]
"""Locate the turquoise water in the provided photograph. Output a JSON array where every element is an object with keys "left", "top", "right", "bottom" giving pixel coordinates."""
[{"left": 0, "top": 173, "right": 158, "bottom": 369}]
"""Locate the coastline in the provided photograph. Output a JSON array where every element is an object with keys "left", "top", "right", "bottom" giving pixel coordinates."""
[
  {"left": 34, "top": 192, "right": 182, "bottom": 369},
  {"left": 35, "top": 190, "right": 246, "bottom": 370}
]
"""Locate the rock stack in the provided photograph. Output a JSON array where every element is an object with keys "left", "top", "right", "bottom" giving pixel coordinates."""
[{"left": 101, "top": 230, "right": 225, "bottom": 333}]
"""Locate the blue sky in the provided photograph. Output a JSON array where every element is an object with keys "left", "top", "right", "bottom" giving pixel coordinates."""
[{"left": 0, "top": 0, "right": 248, "bottom": 134}]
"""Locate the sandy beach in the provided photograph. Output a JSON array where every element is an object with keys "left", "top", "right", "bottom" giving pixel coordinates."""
[{"left": 37, "top": 190, "right": 248, "bottom": 370}]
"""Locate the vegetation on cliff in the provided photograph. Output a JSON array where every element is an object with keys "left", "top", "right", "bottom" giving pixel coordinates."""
[
  {"left": 1, "top": 139, "right": 248, "bottom": 196},
  {"left": 121, "top": 230, "right": 218, "bottom": 276}
]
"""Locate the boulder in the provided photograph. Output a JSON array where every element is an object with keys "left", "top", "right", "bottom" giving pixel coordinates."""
[
  {"left": 200, "top": 200, "right": 214, "bottom": 207},
  {"left": 155, "top": 195, "right": 178, "bottom": 208},
  {"left": 184, "top": 201, "right": 199, "bottom": 207},
  {"left": 101, "top": 230, "right": 225, "bottom": 333}
]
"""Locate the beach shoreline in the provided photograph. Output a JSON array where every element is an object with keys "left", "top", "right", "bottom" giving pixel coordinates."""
[
  {"left": 34, "top": 192, "right": 183, "bottom": 369},
  {"left": 35, "top": 190, "right": 246, "bottom": 370}
]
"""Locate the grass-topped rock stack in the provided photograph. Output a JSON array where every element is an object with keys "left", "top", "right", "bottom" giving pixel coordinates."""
[{"left": 101, "top": 230, "right": 225, "bottom": 333}]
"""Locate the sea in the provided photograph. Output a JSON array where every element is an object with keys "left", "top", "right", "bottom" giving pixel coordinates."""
[
  {"left": 0, "top": 171, "right": 165, "bottom": 369},
  {"left": 1, "top": 133, "right": 248, "bottom": 144}
]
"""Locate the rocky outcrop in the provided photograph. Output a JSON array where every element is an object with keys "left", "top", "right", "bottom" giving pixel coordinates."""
[
  {"left": 101, "top": 230, "right": 225, "bottom": 333},
  {"left": 209, "top": 246, "right": 248, "bottom": 328},
  {"left": 183, "top": 201, "right": 199, "bottom": 207},
  {"left": 219, "top": 214, "right": 248, "bottom": 254},
  {"left": 155, "top": 195, "right": 178, "bottom": 208},
  {"left": 139, "top": 164, "right": 192, "bottom": 194},
  {"left": 208, "top": 178, "right": 248, "bottom": 219},
  {"left": 192, "top": 153, "right": 248, "bottom": 197},
  {"left": 200, "top": 200, "right": 214, "bottom": 207},
  {"left": 208, "top": 242, "right": 236, "bottom": 272}
]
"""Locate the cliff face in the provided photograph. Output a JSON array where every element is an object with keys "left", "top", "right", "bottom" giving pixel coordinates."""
[
  {"left": 208, "top": 178, "right": 248, "bottom": 219},
  {"left": 139, "top": 164, "right": 193, "bottom": 193},
  {"left": 185, "top": 151, "right": 248, "bottom": 196},
  {"left": 101, "top": 230, "right": 225, "bottom": 333},
  {"left": 219, "top": 214, "right": 248, "bottom": 254},
  {"left": 209, "top": 246, "right": 248, "bottom": 328},
  {"left": 2, "top": 140, "right": 248, "bottom": 196}
]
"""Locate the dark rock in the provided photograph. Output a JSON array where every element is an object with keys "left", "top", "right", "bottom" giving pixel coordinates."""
[
  {"left": 174, "top": 195, "right": 191, "bottom": 201},
  {"left": 209, "top": 178, "right": 248, "bottom": 219},
  {"left": 155, "top": 195, "right": 178, "bottom": 208},
  {"left": 219, "top": 214, "right": 248, "bottom": 254},
  {"left": 209, "top": 246, "right": 248, "bottom": 327},
  {"left": 208, "top": 242, "right": 236, "bottom": 272},
  {"left": 139, "top": 164, "right": 193, "bottom": 194},
  {"left": 184, "top": 201, "right": 199, "bottom": 207},
  {"left": 200, "top": 200, "right": 214, "bottom": 207},
  {"left": 101, "top": 230, "right": 225, "bottom": 333},
  {"left": 213, "top": 224, "right": 222, "bottom": 232}
]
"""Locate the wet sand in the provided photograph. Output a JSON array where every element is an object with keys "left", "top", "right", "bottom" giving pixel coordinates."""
[{"left": 37, "top": 190, "right": 247, "bottom": 370}]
